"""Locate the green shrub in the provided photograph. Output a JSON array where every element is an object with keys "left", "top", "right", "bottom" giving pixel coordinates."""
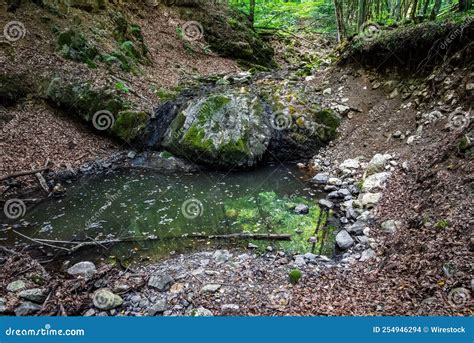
[{"left": 289, "top": 268, "right": 303, "bottom": 284}]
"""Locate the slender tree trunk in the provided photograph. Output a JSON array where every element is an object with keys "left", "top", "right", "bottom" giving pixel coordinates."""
[
  {"left": 333, "top": 0, "right": 346, "bottom": 42},
  {"left": 358, "top": 0, "right": 368, "bottom": 29},
  {"left": 249, "top": 0, "right": 256, "bottom": 26}
]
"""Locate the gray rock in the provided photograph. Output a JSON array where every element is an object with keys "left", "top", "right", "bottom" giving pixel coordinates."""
[
  {"left": 362, "top": 172, "right": 390, "bottom": 192},
  {"left": 213, "top": 249, "right": 230, "bottom": 263},
  {"left": 221, "top": 304, "right": 240, "bottom": 314},
  {"left": 93, "top": 289, "right": 123, "bottom": 310},
  {"left": 324, "top": 185, "right": 338, "bottom": 192},
  {"left": 201, "top": 284, "right": 221, "bottom": 293},
  {"left": 318, "top": 199, "right": 334, "bottom": 209},
  {"left": 294, "top": 204, "right": 309, "bottom": 214},
  {"left": 294, "top": 255, "right": 306, "bottom": 267},
  {"left": 247, "top": 242, "right": 258, "bottom": 249},
  {"left": 347, "top": 220, "right": 366, "bottom": 235},
  {"left": 0, "top": 297, "right": 6, "bottom": 313},
  {"left": 7, "top": 280, "right": 26, "bottom": 292},
  {"left": 359, "top": 248, "right": 376, "bottom": 262},
  {"left": 339, "top": 159, "right": 360, "bottom": 169},
  {"left": 83, "top": 308, "right": 96, "bottom": 316},
  {"left": 336, "top": 230, "right": 354, "bottom": 250},
  {"left": 148, "top": 273, "right": 174, "bottom": 291},
  {"left": 304, "top": 253, "right": 317, "bottom": 261},
  {"left": 393, "top": 130, "right": 402, "bottom": 138},
  {"left": 358, "top": 192, "right": 382, "bottom": 208},
  {"left": 367, "top": 153, "right": 391, "bottom": 174},
  {"left": 381, "top": 220, "right": 401, "bottom": 234},
  {"left": 312, "top": 173, "right": 329, "bottom": 184},
  {"left": 187, "top": 307, "right": 213, "bottom": 316},
  {"left": 67, "top": 261, "right": 96, "bottom": 278},
  {"left": 147, "top": 299, "right": 167, "bottom": 315},
  {"left": 327, "top": 177, "right": 342, "bottom": 186},
  {"left": 18, "top": 288, "right": 47, "bottom": 304},
  {"left": 15, "top": 302, "right": 41, "bottom": 316}
]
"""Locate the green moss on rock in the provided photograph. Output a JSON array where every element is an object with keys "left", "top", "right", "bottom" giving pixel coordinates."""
[
  {"left": 57, "top": 29, "right": 98, "bottom": 64},
  {"left": 112, "top": 111, "right": 149, "bottom": 142}
]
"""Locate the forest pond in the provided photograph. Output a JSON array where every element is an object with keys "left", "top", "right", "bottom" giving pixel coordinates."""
[{"left": 4, "top": 165, "right": 334, "bottom": 265}]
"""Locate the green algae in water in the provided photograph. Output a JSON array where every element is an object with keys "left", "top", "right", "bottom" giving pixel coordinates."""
[
  {"left": 223, "top": 191, "right": 334, "bottom": 255},
  {"left": 3, "top": 165, "right": 333, "bottom": 263}
]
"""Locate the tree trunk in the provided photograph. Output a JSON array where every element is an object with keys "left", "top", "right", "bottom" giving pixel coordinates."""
[
  {"left": 249, "top": 0, "right": 256, "bottom": 26},
  {"left": 334, "top": 0, "right": 346, "bottom": 42},
  {"left": 358, "top": 0, "right": 368, "bottom": 29}
]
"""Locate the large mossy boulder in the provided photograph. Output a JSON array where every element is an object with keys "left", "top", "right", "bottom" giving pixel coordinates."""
[
  {"left": 156, "top": 87, "right": 340, "bottom": 169},
  {"left": 45, "top": 77, "right": 148, "bottom": 142},
  {"left": 162, "top": 92, "right": 271, "bottom": 168}
]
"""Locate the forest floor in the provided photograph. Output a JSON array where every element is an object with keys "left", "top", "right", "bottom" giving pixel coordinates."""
[{"left": 0, "top": 3, "right": 472, "bottom": 317}]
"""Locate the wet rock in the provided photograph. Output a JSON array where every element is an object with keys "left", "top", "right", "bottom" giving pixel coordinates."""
[
  {"left": 18, "top": 288, "right": 47, "bottom": 304},
  {"left": 213, "top": 249, "right": 230, "bottom": 263},
  {"left": 362, "top": 172, "right": 390, "bottom": 192},
  {"left": 381, "top": 220, "right": 401, "bottom": 234},
  {"left": 15, "top": 302, "right": 41, "bottom": 316},
  {"left": 147, "top": 299, "right": 167, "bottom": 315},
  {"left": 336, "top": 230, "right": 354, "bottom": 250},
  {"left": 294, "top": 204, "right": 309, "bottom": 214},
  {"left": 201, "top": 284, "right": 221, "bottom": 293},
  {"left": 148, "top": 273, "right": 174, "bottom": 291},
  {"left": 312, "top": 173, "right": 329, "bottom": 184},
  {"left": 67, "top": 261, "right": 96, "bottom": 278},
  {"left": 7, "top": 280, "right": 26, "bottom": 292},
  {"left": 247, "top": 243, "right": 258, "bottom": 249},
  {"left": 93, "top": 289, "right": 123, "bottom": 310},
  {"left": 359, "top": 249, "right": 376, "bottom": 262},
  {"left": 187, "top": 307, "right": 213, "bottom": 316}
]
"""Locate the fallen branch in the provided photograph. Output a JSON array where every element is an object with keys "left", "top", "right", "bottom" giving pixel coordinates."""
[
  {"left": 0, "top": 168, "right": 49, "bottom": 181},
  {"left": 19, "top": 233, "right": 292, "bottom": 253}
]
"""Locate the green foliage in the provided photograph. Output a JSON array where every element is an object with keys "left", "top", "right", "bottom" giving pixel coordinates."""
[
  {"left": 115, "top": 82, "right": 130, "bottom": 93},
  {"left": 434, "top": 219, "right": 449, "bottom": 229},
  {"left": 230, "top": 0, "right": 336, "bottom": 33},
  {"left": 57, "top": 29, "right": 98, "bottom": 65},
  {"left": 289, "top": 269, "right": 303, "bottom": 284}
]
